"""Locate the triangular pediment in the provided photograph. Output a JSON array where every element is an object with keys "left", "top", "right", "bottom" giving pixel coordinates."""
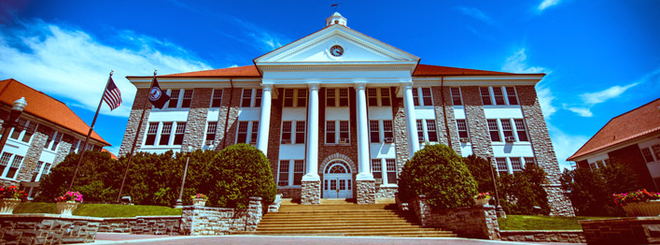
[{"left": 254, "top": 25, "right": 420, "bottom": 66}]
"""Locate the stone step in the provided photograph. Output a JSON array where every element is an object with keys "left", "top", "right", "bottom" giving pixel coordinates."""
[
  {"left": 257, "top": 225, "right": 429, "bottom": 231},
  {"left": 235, "top": 230, "right": 456, "bottom": 237},
  {"left": 259, "top": 220, "right": 418, "bottom": 226}
]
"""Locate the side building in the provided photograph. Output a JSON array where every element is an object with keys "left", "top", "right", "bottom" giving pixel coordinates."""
[
  {"left": 119, "top": 13, "right": 574, "bottom": 216},
  {"left": 568, "top": 97, "right": 660, "bottom": 191},
  {"left": 0, "top": 79, "right": 110, "bottom": 199}
]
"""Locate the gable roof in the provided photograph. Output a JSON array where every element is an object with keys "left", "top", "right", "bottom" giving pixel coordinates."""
[
  {"left": 145, "top": 64, "right": 538, "bottom": 78},
  {"left": 568, "top": 98, "right": 660, "bottom": 161},
  {"left": 0, "top": 79, "right": 109, "bottom": 146}
]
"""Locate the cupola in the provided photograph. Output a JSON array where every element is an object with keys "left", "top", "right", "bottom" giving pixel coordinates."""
[{"left": 325, "top": 12, "right": 347, "bottom": 27}]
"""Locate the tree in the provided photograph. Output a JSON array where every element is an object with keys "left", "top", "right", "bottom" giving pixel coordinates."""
[{"left": 398, "top": 144, "right": 478, "bottom": 209}]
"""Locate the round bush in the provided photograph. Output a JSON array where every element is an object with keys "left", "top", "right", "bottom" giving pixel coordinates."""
[
  {"left": 398, "top": 144, "right": 478, "bottom": 209},
  {"left": 208, "top": 143, "right": 276, "bottom": 208}
]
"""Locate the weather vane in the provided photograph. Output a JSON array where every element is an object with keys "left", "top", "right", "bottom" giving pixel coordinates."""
[{"left": 331, "top": 3, "right": 341, "bottom": 12}]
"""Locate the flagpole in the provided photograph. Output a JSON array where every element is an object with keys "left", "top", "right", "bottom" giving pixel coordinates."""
[
  {"left": 116, "top": 69, "right": 157, "bottom": 202},
  {"left": 67, "top": 70, "right": 114, "bottom": 192}
]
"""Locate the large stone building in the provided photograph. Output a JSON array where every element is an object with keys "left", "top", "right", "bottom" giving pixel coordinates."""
[
  {"left": 120, "top": 13, "right": 573, "bottom": 216},
  {"left": 0, "top": 79, "right": 110, "bottom": 198},
  {"left": 568, "top": 97, "right": 660, "bottom": 191}
]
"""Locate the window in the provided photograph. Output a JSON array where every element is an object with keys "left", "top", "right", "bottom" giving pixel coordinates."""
[
  {"left": 278, "top": 160, "right": 289, "bottom": 186},
  {"left": 415, "top": 119, "right": 438, "bottom": 143},
  {"left": 383, "top": 120, "right": 393, "bottom": 140},
  {"left": 10, "top": 119, "right": 26, "bottom": 140},
  {"left": 339, "top": 89, "right": 348, "bottom": 106},
  {"left": 327, "top": 89, "right": 336, "bottom": 107},
  {"left": 487, "top": 119, "right": 501, "bottom": 142},
  {"left": 457, "top": 119, "right": 469, "bottom": 141},
  {"left": 168, "top": 90, "right": 180, "bottom": 108},
  {"left": 426, "top": 120, "right": 438, "bottom": 142},
  {"left": 480, "top": 87, "right": 492, "bottom": 105},
  {"left": 0, "top": 152, "right": 12, "bottom": 178},
  {"left": 159, "top": 122, "right": 173, "bottom": 145},
  {"left": 369, "top": 120, "right": 380, "bottom": 143},
  {"left": 416, "top": 120, "right": 424, "bottom": 142},
  {"left": 506, "top": 87, "right": 519, "bottom": 105},
  {"left": 295, "top": 121, "right": 305, "bottom": 144},
  {"left": 293, "top": 160, "right": 305, "bottom": 185},
  {"left": 174, "top": 122, "right": 186, "bottom": 145},
  {"left": 296, "top": 89, "right": 307, "bottom": 107},
  {"left": 371, "top": 159, "right": 382, "bottom": 179},
  {"left": 510, "top": 158, "right": 523, "bottom": 172},
  {"left": 32, "top": 161, "right": 43, "bottom": 181},
  {"left": 451, "top": 87, "right": 462, "bottom": 106},
  {"left": 368, "top": 88, "right": 378, "bottom": 106},
  {"left": 653, "top": 145, "right": 660, "bottom": 161},
  {"left": 51, "top": 132, "right": 63, "bottom": 151},
  {"left": 326, "top": 120, "right": 349, "bottom": 144},
  {"left": 0, "top": 153, "right": 23, "bottom": 179},
  {"left": 367, "top": 88, "right": 392, "bottom": 106},
  {"left": 70, "top": 139, "right": 80, "bottom": 154},
  {"left": 205, "top": 122, "right": 216, "bottom": 144},
  {"left": 493, "top": 87, "right": 505, "bottom": 105},
  {"left": 236, "top": 121, "right": 259, "bottom": 145},
  {"left": 501, "top": 119, "right": 514, "bottom": 140},
  {"left": 43, "top": 127, "right": 54, "bottom": 149},
  {"left": 385, "top": 159, "right": 397, "bottom": 184},
  {"left": 6, "top": 155, "right": 23, "bottom": 178},
  {"left": 371, "top": 158, "right": 397, "bottom": 184},
  {"left": 514, "top": 119, "right": 529, "bottom": 142},
  {"left": 642, "top": 148, "right": 655, "bottom": 163},
  {"left": 145, "top": 122, "right": 159, "bottom": 146},
  {"left": 21, "top": 121, "right": 37, "bottom": 143},
  {"left": 412, "top": 87, "right": 433, "bottom": 106},
  {"left": 524, "top": 157, "right": 536, "bottom": 166},
  {"left": 254, "top": 89, "right": 262, "bottom": 107},
  {"left": 496, "top": 158, "right": 508, "bottom": 172},
  {"left": 181, "top": 90, "right": 193, "bottom": 108},
  {"left": 381, "top": 88, "right": 391, "bottom": 106},
  {"left": 412, "top": 89, "right": 420, "bottom": 106},
  {"left": 281, "top": 121, "right": 292, "bottom": 144},
  {"left": 211, "top": 89, "right": 223, "bottom": 108},
  {"left": 241, "top": 89, "right": 252, "bottom": 107}
]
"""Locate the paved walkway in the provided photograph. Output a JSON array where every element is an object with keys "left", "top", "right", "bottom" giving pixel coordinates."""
[{"left": 92, "top": 233, "right": 583, "bottom": 245}]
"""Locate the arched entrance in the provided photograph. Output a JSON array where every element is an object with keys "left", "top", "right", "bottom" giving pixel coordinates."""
[{"left": 323, "top": 160, "right": 353, "bottom": 199}]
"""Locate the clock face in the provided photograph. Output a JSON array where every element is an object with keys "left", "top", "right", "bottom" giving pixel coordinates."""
[{"left": 330, "top": 45, "right": 344, "bottom": 57}]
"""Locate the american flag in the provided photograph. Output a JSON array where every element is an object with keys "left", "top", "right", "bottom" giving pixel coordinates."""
[{"left": 103, "top": 77, "right": 122, "bottom": 111}]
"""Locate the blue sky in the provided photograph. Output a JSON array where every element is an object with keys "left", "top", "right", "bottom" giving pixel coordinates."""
[{"left": 1, "top": 0, "right": 658, "bottom": 170}]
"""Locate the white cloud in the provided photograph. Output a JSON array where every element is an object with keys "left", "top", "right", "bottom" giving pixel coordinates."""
[
  {"left": 501, "top": 48, "right": 549, "bottom": 74},
  {"left": 0, "top": 20, "right": 212, "bottom": 117},
  {"left": 455, "top": 6, "right": 494, "bottom": 25},
  {"left": 579, "top": 82, "right": 640, "bottom": 105},
  {"left": 548, "top": 124, "right": 590, "bottom": 171},
  {"left": 537, "top": 85, "right": 558, "bottom": 119},
  {"left": 565, "top": 107, "right": 593, "bottom": 117},
  {"left": 538, "top": 0, "right": 561, "bottom": 11},
  {"left": 232, "top": 18, "right": 288, "bottom": 53}
]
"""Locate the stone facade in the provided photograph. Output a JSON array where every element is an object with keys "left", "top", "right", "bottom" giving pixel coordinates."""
[
  {"left": 181, "top": 88, "right": 212, "bottom": 151},
  {"left": 266, "top": 90, "right": 283, "bottom": 183},
  {"left": 356, "top": 180, "right": 376, "bottom": 204},
  {"left": 409, "top": 195, "right": 500, "bottom": 240},
  {"left": 580, "top": 217, "right": 660, "bottom": 244},
  {"left": 461, "top": 86, "right": 493, "bottom": 157},
  {"left": 431, "top": 86, "right": 461, "bottom": 154},
  {"left": 392, "top": 95, "right": 410, "bottom": 174},
  {"left": 119, "top": 88, "right": 152, "bottom": 156},
  {"left": 52, "top": 141, "right": 72, "bottom": 166},
  {"left": 500, "top": 230, "right": 586, "bottom": 243},
  {"left": 301, "top": 180, "right": 320, "bottom": 205},
  {"left": 375, "top": 185, "right": 397, "bottom": 199},
  {"left": 14, "top": 129, "right": 49, "bottom": 184},
  {"left": 0, "top": 214, "right": 102, "bottom": 244},
  {"left": 98, "top": 216, "right": 180, "bottom": 235},
  {"left": 518, "top": 86, "right": 575, "bottom": 217},
  {"left": 217, "top": 88, "right": 242, "bottom": 150},
  {"left": 180, "top": 197, "right": 264, "bottom": 235}
]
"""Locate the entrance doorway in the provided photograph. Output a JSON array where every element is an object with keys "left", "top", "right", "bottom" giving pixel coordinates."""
[{"left": 323, "top": 160, "right": 353, "bottom": 199}]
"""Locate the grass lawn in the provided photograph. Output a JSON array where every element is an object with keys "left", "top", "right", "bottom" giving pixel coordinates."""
[
  {"left": 14, "top": 202, "right": 182, "bottom": 217},
  {"left": 498, "top": 215, "right": 618, "bottom": 230}
]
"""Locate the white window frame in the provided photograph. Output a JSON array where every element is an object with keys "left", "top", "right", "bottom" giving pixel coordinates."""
[
  {"left": 143, "top": 121, "right": 187, "bottom": 147},
  {"left": 210, "top": 89, "right": 223, "bottom": 108},
  {"left": 0, "top": 152, "right": 24, "bottom": 179},
  {"left": 326, "top": 88, "right": 349, "bottom": 107},
  {"left": 481, "top": 86, "right": 519, "bottom": 106},
  {"left": 277, "top": 159, "right": 305, "bottom": 187},
  {"left": 416, "top": 119, "right": 438, "bottom": 143},
  {"left": 241, "top": 88, "right": 262, "bottom": 108},
  {"left": 235, "top": 121, "right": 259, "bottom": 145},
  {"left": 325, "top": 120, "right": 350, "bottom": 144},
  {"left": 450, "top": 87, "right": 463, "bottom": 106},
  {"left": 412, "top": 87, "right": 433, "bottom": 107}
]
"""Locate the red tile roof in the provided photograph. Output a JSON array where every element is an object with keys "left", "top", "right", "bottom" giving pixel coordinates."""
[
  {"left": 0, "top": 79, "right": 110, "bottom": 146},
  {"left": 139, "top": 64, "right": 539, "bottom": 78},
  {"left": 568, "top": 98, "right": 660, "bottom": 161}
]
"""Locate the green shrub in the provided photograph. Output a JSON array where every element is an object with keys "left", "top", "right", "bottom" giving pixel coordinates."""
[
  {"left": 398, "top": 144, "right": 478, "bottom": 209},
  {"left": 498, "top": 164, "right": 550, "bottom": 215},
  {"left": 464, "top": 155, "right": 496, "bottom": 194},
  {"left": 207, "top": 143, "right": 276, "bottom": 209},
  {"left": 560, "top": 162, "right": 638, "bottom": 216}
]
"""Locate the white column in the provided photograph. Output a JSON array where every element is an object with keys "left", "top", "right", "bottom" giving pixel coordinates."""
[
  {"left": 303, "top": 84, "right": 320, "bottom": 181},
  {"left": 256, "top": 85, "right": 272, "bottom": 155},
  {"left": 402, "top": 84, "right": 420, "bottom": 158},
  {"left": 355, "top": 83, "right": 373, "bottom": 180}
]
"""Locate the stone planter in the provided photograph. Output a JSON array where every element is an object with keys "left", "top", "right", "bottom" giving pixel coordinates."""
[
  {"left": 474, "top": 197, "right": 491, "bottom": 206},
  {"left": 623, "top": 200, "right": 660, "bottom": 216},
  {"left": 57, "top": 201, "right": 79, "bottom": 216},
  {"left": 1, "top": 198, "right": 21, "bottom": 214},
  {"left": 192, "top": 198, "right": 207, "bottom": 207}
]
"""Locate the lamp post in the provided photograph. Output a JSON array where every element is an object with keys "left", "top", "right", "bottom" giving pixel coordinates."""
[
  {"left": 488, "top": 156, "right": 506, "bottom": 218},
  {"left": 0, "top": 97, "right": 28, "bottom": 153},
  {"left": 175, "top": 146, "right": 193, "bottom": 208}
]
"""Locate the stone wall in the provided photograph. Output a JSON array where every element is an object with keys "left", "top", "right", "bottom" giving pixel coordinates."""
[
  {"left": 461, "top": 86, "right": 493, "bottom": 158},
  {"left": 410, "top": 195, "right": 500, "bottom": 240},
  {"left": 98, "top": 216, "right": 180, "bottom": 235},
  {"left": 119, "top": 88, "right": 152, "bottom": 156},
  {"left": 180, "top": 197, "right": 263, "bottom": 235},
  {"left": 431, "top": 86, "right": 461, "bottom": 154},
  {"left": 268, "top": 194, "right": 283, "bottom": 213},
  {"left": 0, "top": 214, "right": 102, "bottom": 244},
  {"left": 356, "top": 180, "right": 376, "bottom": 204},
  {"left": 181, "top": 88, "right": 212, "bottom": 151},
  {"left": 15, "top": 128, "right": 49, "bottom": 182},
  {"left": 375, "top": 185, "right": 397, "bottom": 199},
  {"left": 580, "top": 217, "right": 660, "bottom": 244},
  {"left": 392, "top": 94, "right": 409, "bottom": 179},
  {"left": 500, "top": 230, "right": 586, "bottom": 243},
  {"left": 277, "top": 187, "right": 301, "bottom": 199},
  {"left": 217, "top": 88, "right": 242, "bottom": 150},
  {"left": 301, "top": 180, "right": 320, "bottom": 205},
  {"left": 53, "top": 141, "right": 72, "bottom": 166}
]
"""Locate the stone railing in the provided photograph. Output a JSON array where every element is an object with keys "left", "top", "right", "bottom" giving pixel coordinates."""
[
  {"left": 98, "top": 216, "right": 181, "bottom": 235},
  {"left": 180, "top": 196, "right": 264, "bottom": 235},
  {"left": 0, "top": 214, "right": 103, "bottom": 244},
  {"left": 409, "top": 195, "right": 500, "bottom": 240},
  {"left": 580, "top": 217, "right": 660, "bottom": 244},
  {"left": 500, "top": 230, "right": 585, "bottom": 243},
  {"left": 268, "top": 194, "right": 283, "bottom": 213}
]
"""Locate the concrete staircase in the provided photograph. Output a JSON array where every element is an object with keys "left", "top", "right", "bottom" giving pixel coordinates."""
[{"left": 233, "top": 199, "right": 456, "bottom": 237}]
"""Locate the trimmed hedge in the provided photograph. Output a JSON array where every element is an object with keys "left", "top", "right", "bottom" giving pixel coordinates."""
[{"left": 398, "top": 144, "right": 478, "bottom": 209}]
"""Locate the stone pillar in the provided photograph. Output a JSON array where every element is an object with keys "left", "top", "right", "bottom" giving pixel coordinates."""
[
  {"left": 15, "top": 128, "right": 49, "bottom": 183},
  {"left": 256, "top": 85, "right": 272, "bottom": 155},
  {"left": 182, "top": 88, "right": 212, "bottom": 151},
  {"left": 246, "top": 197, "right": 263, "bottom": 231},
  {"left": 402, "top": 83, "right": 419, "bottom": 158},
  {"left": 355, "top": 83, "right": 375, "bottom": 204},
  {"left": 119, "top": 88, "right": 152, "bottom": 156},
  {"left": 301, "top": 84, "right": 320, "bottom": 205},
  {"left": 431, "top": 87, "right": 461, "bottom": 153}
]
